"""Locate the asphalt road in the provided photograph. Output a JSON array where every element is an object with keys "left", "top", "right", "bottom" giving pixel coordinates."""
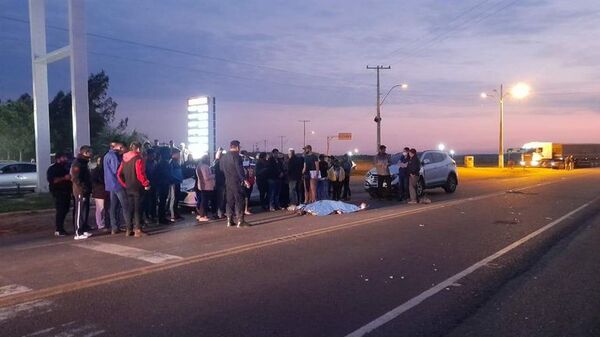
[{"left": 1, "top": 168, "right": 599, "bottom": 337}]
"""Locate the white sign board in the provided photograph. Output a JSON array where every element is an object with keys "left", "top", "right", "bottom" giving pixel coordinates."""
[{"left": 187, "top": 96, "right": 216, "bottom": 160}]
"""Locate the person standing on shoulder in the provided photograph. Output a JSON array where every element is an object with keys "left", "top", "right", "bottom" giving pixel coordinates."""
[
  {"left": 286, "top": 148, "right": 304, "bottom": 207},
  {"left": 154, "top": 147, "right": 172, "bottom": 224},
  {"left": 255, "top": 152, "right": 270, "bottom": 211},
  {"left": 117, "top": 142, "right": 150, "bottom": 237},
  {"left": 220, "top": 140, "right": 251, "bottom": 227},
  {"left": 407, "top": 148, "right": 421, "bottom": 204},
  {"left": 328, "top": 158, "right": 346, "bottom": 201},
  {"left": 91, "top": 155, "right": 109, "bottom": 232},
  {"left": 340, "top": 154, "right": 353, "bottom": 201},
  {"left": 373, "top": 145, "right": 392, "bottom": 199},
  {"left": 302, "top": 145, "right": 319, "bottom": 204},
  {"left": 397, "top": 147, "right": 410, "bottom": 202},
  {"left": 195, "top": 154, "right": 216, "bottom": 222},
  {"left": 104, "top": 142, "right": 130, "bottom": 235},
  {"left": 47, "top": 153, "right": 72, "bottom": 237},
  {"left": 71, "top": 145, "right": 94, "bottom": 240},
  {"left": 167, "top": 148, "right": 184, "bottom": 222},
  {"left": 213, "top": 148, "right": 227, "bottom": 219},
  {"left": 143, "top": 148, "right": 158, "bottom": 224}
]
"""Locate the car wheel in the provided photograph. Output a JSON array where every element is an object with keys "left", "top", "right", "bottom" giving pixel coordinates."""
[
  {"left": 417, "top": 177, "right": 425, "bottom": 198},
  {"left": 444, "top": 174, "right": 457, "bottom": 193}
]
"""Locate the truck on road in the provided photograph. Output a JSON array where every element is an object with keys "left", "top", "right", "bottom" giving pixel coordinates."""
[{"left": 519, "top": 142, "right": 600, "bottom": 169}]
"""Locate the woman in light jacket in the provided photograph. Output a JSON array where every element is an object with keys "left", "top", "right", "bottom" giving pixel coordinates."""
[{"left": 196, "top": 155, "right": 216, "bottom": 222}]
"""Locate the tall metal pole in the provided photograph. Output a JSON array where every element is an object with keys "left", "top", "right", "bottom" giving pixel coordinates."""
[
  {"left": 367, "top": 65, "right": 390, "bottom": 152},
  {"left": 499, "top": 84, "right": 504, "bottom": 168},
  {"left": 299, "top": 120, "right": 310, "bottom": 147}
]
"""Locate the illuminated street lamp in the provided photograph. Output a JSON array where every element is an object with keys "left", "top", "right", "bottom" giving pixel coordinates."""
[
  {"left": 481, "top": 82, "right": 530, "bottom": 168},
  {"left": 373, "top": 83, "right": 409, "bottom": 151}
]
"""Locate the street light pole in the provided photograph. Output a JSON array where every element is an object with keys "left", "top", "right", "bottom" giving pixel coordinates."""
[
  {"left": 499, "top": 84, "right": 504, "bottom": 168},
  {"left": 482, "top": 82, "right": 530, "bottom": 169},
  {"left": 367, "top": 65, "right": 390, "bottom": 152}
]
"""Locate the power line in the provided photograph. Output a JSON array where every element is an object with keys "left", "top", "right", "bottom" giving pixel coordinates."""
[
  {"left": 0, "top": 15, "right": 369, "bottom": 87},
  {"left": 0, "top": 35, "right": 371, "bottom": 94},
  {"left": 388, "top": 0, "right": 521, "bottom": 65},
  {"left": 383, "top": 0, "right": 494, "bottom": 58}
]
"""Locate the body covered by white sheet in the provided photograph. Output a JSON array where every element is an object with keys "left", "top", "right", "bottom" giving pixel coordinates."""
[{"left": 296, "top": 200, "right": 366, "bottom": 216}]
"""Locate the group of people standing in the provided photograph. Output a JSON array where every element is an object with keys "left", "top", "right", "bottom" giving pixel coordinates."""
[
  {"left": 47, "top": 141, "right": 193, "bottom": 239},
  {"left": 252, "top": 145, "right": 355, "bottom": 212},
  {"left": 46, "top": 139, "right": 357, "bottom": 239},
  {"left": 373, "top": 145, "right": 421, "bottom": 204}
]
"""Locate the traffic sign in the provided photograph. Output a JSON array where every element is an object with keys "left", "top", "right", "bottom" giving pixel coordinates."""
[{"left": 338, "top": 133, "right": 352, "bottom": 140}]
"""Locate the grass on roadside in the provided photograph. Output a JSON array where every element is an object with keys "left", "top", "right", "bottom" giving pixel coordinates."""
[{"left": 0, "top": 192, "right": 54, "bottom": 213}]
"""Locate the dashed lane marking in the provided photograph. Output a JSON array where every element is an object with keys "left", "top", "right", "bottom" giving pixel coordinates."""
[
  {"left": 73, "top": 242, "right": 183, "bottom": 264},
  {"left": 0, "top": 179, "right": 581, "bottom": 308}
]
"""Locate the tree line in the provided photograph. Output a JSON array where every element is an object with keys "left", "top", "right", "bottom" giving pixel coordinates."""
[{"left": 0, "top": 70, "right": 145, "bottom": 161}]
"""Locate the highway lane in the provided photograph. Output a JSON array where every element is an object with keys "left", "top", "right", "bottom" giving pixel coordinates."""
[{"left": 1, "top": 169, "right": 599, "bottom": 336}]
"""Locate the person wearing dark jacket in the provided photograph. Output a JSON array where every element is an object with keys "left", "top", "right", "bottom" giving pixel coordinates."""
[
  {"left": 286, "top": 149, "right": 304, "bottom": 206},
  {"left": 340, "top": 154, "right": 354, "bottom": 201},
  {"left": 71, "top": 145, "right": 93, "bottom": 240},
  {"left": 167, "top": 148, "right": 184, "bottom": 222},
  {"left": 213, "top": 149, "right": 227, "bottom": 218},
  {"left": 47, "top": 153, "right": 72, "bottom": 236},
  {"left": 220, "top": 140, "right": 250, "bottom": 227},
  {"left": 117, "top": 142, "right": 150, "bottom": 237},
  {"left": 407, "top": 148, "right": 421, "bottom": 204},
  {"left": 154, "top": 147, "right": 172, "bottom": 224},
  {"left": 397, "top": 147, "right": 410, "bottom": 202},
  {"left": 254, "top": 152, "right": 270, "bottom": 211},
  {"left": 91, "top": 155, "right": 109, "bottom": 231},
  {"left": 267, "top": 150, "right": 284, "bottom": 211},
  {"left": 143, "top": 149, "right": 158, "bottom": 222}
]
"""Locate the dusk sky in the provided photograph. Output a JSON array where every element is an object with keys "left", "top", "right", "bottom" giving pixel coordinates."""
[{"left": 1, "top": 0, "right": 599, "bottom": 154}]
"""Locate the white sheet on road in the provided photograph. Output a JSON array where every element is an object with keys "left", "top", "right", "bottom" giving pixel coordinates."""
[{"left": 296, "top": 200, "right": 366, "bottom": 216}]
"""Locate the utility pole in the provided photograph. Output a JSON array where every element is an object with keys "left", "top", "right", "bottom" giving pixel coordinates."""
[
  {"left": 367, "top": 65, "right": 391, "bottom": 152},
  {"left": 298, "top": 120, "right": 311, "bottom": 147},
  {"left": 326, "top": 135, "right": 338, "bottom": 156},
  {"left": 278, "top": 136, "right": 286, "bottom": 151}
]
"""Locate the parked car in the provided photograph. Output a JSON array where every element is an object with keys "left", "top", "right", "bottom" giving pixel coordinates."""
[
  {"left": 364, "top": 150, "right": 458, "bottom": 198},
  {"left": 0, "top": 162, "right": 38, "bottom": 192}
]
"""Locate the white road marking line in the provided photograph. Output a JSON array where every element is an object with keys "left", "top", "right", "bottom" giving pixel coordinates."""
[
  {"left": 0, "top": 299, "right": 52, "bottom": 324},
  {"left": 0, "top": 284, "right": 32, "bottom": 298},
  {"left": 0, "top": 178, "right": 593, "bottom": 308},
  {"left": 73, "top": 242, "right": 183, "bottom": 264},
  {"left": 345, "top": 197, "right": 599, "bottom": 337}
]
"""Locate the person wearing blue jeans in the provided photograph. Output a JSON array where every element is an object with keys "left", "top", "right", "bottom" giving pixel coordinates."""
[
  {"left": 103, "top": 142, "right": 131, "bottom": 234},
  {"left": 317, "top": 154, "right": 330, "bottom": 200}
]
